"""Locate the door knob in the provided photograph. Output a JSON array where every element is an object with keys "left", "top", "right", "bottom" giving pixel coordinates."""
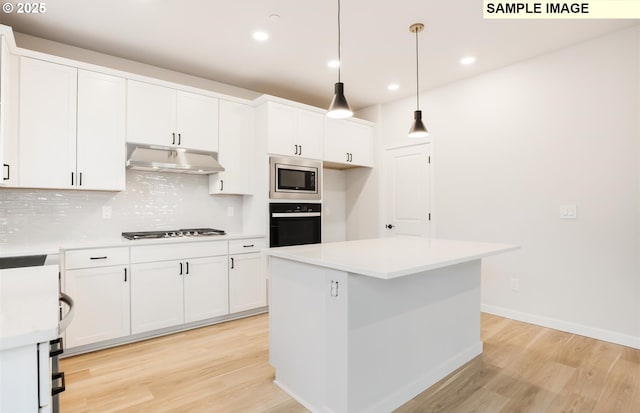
[{"left": 385, "top": 224, "right": 395, "bottom": 229}]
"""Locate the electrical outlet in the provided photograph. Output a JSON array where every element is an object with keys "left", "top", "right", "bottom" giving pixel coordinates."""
[
  {"left": 227, "top": 206, "right": 234, "bottom": 217},
  {"left": 560, "top": 204, "right": 577, "bottom": 219},
  {"left": 102, "top": 206, "right": 112, "bottom": 219},
  {"left": 510, "top": 277, "right": 519, "bottom": 292}
]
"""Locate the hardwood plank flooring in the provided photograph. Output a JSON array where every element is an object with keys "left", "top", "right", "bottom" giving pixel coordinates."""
[{"left": 60, "top": 313, "right": 640, "bottom": 413}]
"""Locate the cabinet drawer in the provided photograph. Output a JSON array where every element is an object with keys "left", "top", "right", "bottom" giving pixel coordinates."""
[
  {"left": 229, "top": 238, "right": 267, "bottom": 255},
  {"left": 65, "top": 247, "right": 129, "bottom": 269},
  {"left": 131, "top": 240, "right": 228, "bottom": 263}
]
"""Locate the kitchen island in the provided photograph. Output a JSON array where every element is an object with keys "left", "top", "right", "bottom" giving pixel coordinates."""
[{"left": 265, "top": 237, "right": 518, "bottom": 413}]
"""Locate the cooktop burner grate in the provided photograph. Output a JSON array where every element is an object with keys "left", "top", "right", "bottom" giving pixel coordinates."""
[{"left": 121, "top": 228, "right": 226, "bottom": 240}]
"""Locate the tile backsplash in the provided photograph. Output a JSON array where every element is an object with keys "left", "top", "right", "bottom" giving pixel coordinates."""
[{"left": 0, "top": 171, "right": 243, "bottom": 247}]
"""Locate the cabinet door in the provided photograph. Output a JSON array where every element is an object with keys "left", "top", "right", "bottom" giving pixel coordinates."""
[
  {"left": 0, "top": 36, "right": 7, "bottom": 186},
  {"left": 209, "top": 100, "right": 253, "bottom": 195},
  {"left": 348, "top": 122, "right": 374, "bottom": 167},
  {"left": 131, "top": 260, "right": 184, "bottom": 334},
  {"left": 176, "top": 90, "right": 219, "bottom": 152},
  {"left": 267, "top": 102, "right": 297, "bottom": 156},
  {"left": 19, "top": 57, "right": 77, "bottom": 189},
  {"left": 77, "top": 70, "right": 126, "bottom": 191},
  {"left": 297, "top": 110, "right": 323, "bottom": 160},
  {"left": 64, "top": 265, "right": 130, "bottom": 347},
  {"left": 229, "top": 253, "right": 267, "bottom": 313},
  {"left": 323, "top": 118, "right": 349, "bottom": 164},
  {"left": 126, "top": 80, "right": 176, "bottom": 147},
  {"left": 184, "top": 256, "right": 229, "bottom": 323}
]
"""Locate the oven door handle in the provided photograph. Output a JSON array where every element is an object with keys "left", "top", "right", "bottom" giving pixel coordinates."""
[{"left": 271, "top": 212, "right": 321, "bottom": 218}]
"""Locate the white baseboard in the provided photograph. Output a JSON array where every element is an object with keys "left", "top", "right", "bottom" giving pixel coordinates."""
[{"left": 482, "top": 304, "right": 640, "bottom": 350}]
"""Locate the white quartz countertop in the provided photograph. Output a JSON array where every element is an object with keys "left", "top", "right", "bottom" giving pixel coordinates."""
[
  {"left": 0, "top": 233, "right": 266, "bottom": 257},
  {"left": 264, "top": 237, "right": 520, "bottom": 279},
  {"left": 58, "top": 233, "right": 265, "bottom": 251},
  {"left": 0, "top": 265, "right": 59, "bottom": 350}
]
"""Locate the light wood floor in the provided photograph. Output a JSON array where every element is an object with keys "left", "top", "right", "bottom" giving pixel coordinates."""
[{"left": 60, "top": 313, "right": 640, "bottom": 413}]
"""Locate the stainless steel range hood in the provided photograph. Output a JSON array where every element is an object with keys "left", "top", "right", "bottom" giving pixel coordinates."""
[{"left": 126, "top": 143, "right": 224, "bottom": 174}]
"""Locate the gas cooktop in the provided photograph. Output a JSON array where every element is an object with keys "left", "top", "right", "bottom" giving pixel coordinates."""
[{"left": 121, "top": 228, "right": 226, "bottom": 240}]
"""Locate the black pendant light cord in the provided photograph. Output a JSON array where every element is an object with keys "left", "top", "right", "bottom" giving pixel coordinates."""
[
  {"left": 337, "top": 0, "right": 342, "bottom": 83},
  {"left": 415, "top": 28, "right": 419, "bottom": 110}
]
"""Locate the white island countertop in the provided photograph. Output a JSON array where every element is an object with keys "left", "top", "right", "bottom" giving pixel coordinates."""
[
  {"left": 0, "top": 265, "right": 59, "bottom": 350},
  {"left": 264, "top": 236, "right": 519, "bottom": 279}
]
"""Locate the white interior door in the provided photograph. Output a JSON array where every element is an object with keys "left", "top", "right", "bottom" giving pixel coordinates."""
[{"left": 384, "top": 144, "right": 432, "bottom": 237}]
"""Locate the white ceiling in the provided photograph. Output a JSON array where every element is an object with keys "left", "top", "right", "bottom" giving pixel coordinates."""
[{"left": 1, "top": 0, "right": 636, "bottom": 110}]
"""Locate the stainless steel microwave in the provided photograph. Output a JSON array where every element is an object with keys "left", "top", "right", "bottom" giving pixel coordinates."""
[{"left": 270, "top": 156, "right": 321, "bottom": 200}]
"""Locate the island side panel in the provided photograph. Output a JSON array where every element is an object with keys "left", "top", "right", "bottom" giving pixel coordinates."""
[
  {"left": 269, "top": 257, "right": 348, "bottom": 413},
  {"left": 346, "top": 259, "right": 483, "bottom": 413}
]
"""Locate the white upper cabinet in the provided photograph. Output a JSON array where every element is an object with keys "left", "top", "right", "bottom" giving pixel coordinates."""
[
  {"left": 323, "top": 118, "right": 374, "bottom": 168},
  {"left": 18, "top": 57, "right": 126, "bottom": 190},
  {"left": 0, "top": 35, "right": 17, "bottom": 187},
  {"left": 265, "top": 101, "right": 323, "bottom": 160},
  {"left": 209, "top": 100, "right": 254, "bottom": 195},
  {"left": 19, "top": 57, "right": 77, "bottom": 189},
  {"left": 77, "top": 70, "right": 126, "bottom": 191},
  {"left": 127, "top": 79, "right": 219, "bottom": 152}
]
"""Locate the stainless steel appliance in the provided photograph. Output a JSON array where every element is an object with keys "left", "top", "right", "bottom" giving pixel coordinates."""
[
  {"left": 126, "top": 143, "right": 225, "bottom": 175},
  {"left": 122, "top": 228, "right": 226, "bottom": 240},
  {"left": 270, "top": 156, "right": 321, "bottom": 200},
  {"left": 270, "top": 203, "right": 321, "bottom": 247}
]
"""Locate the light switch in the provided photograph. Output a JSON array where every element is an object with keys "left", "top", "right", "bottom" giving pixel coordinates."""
[{"left": 560, "top": 204, "right": 577, "bottom": 219}]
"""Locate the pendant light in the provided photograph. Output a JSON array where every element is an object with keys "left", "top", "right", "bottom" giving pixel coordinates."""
[
  {"left": 327, "top": 0, "right": 353, "bottom": 119},
  {"left": 408, "top": 23, "right": 429, "bottom": 138}
]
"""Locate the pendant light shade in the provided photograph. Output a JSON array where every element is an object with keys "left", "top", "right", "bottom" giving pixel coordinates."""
[
  {"left": 328, "top": 82, "right": 353, "bottom": 119},
  {"left": 408, "top": 110, "right": 429, "bottom": 138},
  {"left": 408, "top": 23, "right": 429, "bottom": 138},
  {"left": 327, "top": 0, "right": 353, "bottom": 119}
]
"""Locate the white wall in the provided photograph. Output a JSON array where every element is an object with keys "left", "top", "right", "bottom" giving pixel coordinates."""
[
  {"left": 0, "top": 171, "right": 243, "bottom": 247},
  {"left": 322, "top": 168, "right": 346, "bottom": 242},
  {"left": 376, "top": 27, "right": 640, "bottom": 348}
]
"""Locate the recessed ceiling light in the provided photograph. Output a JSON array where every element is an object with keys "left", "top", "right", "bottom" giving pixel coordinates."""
[
  {"left": 327, "top": 60, "right": 340, "bottom": 68},
  {"left": 269, "top": 14, "right": 281, "bottom": 22},
  {"left": 253, "top": 31, "right": 269, "bottom": 41},
  {"left": 387, "top": 83, "right": 400, "bottom": 91},
  {"left": 460, "top": 56, "right": 476, "bottom": 65}
]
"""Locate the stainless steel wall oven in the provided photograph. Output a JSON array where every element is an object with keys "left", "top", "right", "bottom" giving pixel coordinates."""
[{"left": 270, "top": 203, "right": 321, "bottom": 247}]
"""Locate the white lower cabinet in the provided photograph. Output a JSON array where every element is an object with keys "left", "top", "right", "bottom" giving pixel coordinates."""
[
  {"left": 229, "top": 238, "right": 268, "bottom": 313},
  {"left": 62, "top": 238, "right": 265, "bottom": 350},
  {"left": 184, "top": 256, "right": 229, "bottom": 323},
  {"left": 63, "top": 247, "right": 131, "bottom": 348},
  {"left": 64, "top": 265, "right": 130, "bottom": 347},
  {"left": 131, "top": 260, "right": 185, "bottom": 334},
  {"left": 130, "top": 241, "right": 229, "bottom": 335}
]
